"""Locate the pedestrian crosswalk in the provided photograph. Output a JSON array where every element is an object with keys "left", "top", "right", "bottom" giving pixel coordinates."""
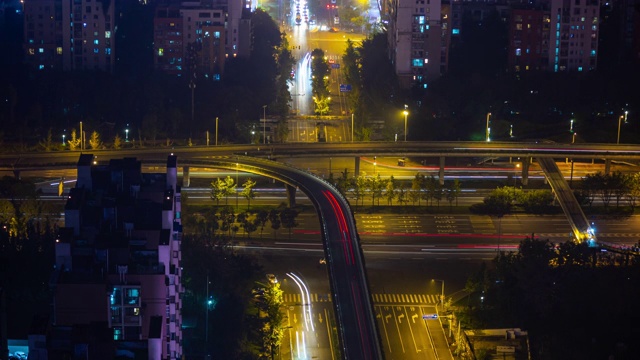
[{"left": 282, "top": 293, "right": 441, "bottom": 304}]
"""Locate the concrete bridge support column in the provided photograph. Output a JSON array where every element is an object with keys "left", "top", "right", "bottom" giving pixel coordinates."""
[
  {"left": 521, "top": 158, "right": 530, "bottom": 186},
  {"left": 285, "top": 184, "right": 297, "bottom": 207},
  {"left": 354, "top": 157, "right": 360, "bottom": 177},
  {"left": 605, "top": 159, "right": 611, "bottom": 175},
  {"left": 183, "top": 166, "right": 190, "bottom": 188},
  {"left": 439, "top": 156, "right": 445, "bottom": 185}
]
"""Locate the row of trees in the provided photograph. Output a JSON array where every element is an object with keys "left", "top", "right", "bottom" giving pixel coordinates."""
[
  {"left": 470, "top": 186, "right": 556, "bottom": 217},
  {"left": 461, "top": 237, "right": 640, "bottom": 359},
  {"left": 579, "top": 171, "right": 640, "bottom": 209},
  {"left": 330, "top": 171, "right": 462, "bottom": 209},
  {"left": 210, "top": 176, "right": 257, "bottom": 209},
  {"left": 185, "top": 205, "right": 300, "bottom": 241}
]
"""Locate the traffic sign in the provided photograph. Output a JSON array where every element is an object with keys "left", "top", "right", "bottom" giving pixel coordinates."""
[
  {"left": 339, "top": 84, "right": 352, "bottom": 92},
  {"left": 331, "top": 63, "right": 340, "bottom": 69},
  {"left": 422, "top": 314, "right": 438, "bottom": 320}
]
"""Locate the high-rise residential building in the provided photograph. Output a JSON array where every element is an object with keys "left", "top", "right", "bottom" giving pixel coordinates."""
[
  {"left": 387, "top": 0, "right": 445, "bottom": 89},
  {"left": 23, "top": 0, "right": 115, "bottom": 72},
  {"left": 23, "top": 0, "right": 63, "bottom": 71},
  {"left": 34, "top": 154, "right": 184, "bottom": 359},
  {"left": 507, "top": 0, "right": 600, "bottom": 72},
  {"left": 153, "top": 0, "right": 251, "bottom": 77}
]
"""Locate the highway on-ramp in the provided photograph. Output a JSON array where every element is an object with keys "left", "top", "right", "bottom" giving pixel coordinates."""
[{"left": 159, "top": 156, "right": 385, "bottom": 360}]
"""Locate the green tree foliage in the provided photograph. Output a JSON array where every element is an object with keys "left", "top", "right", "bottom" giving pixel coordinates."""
[
  {"left": 470, "top": 186, "right": 514, "bottom": 217},
  {"left": 280, "top": 208, "right": 299, "bottom": 239},
  {"left": 462, "top": 237, "right": 640, "bottom": 359},
  {"left": 310, "top": 48, "right": 330, "bottom": 100},
  {"left": 67, "top": 129, "right": 81, "bottom": 150},
  {"left": 384, "top": 175, "right": 397, "bottom": 205},
  {"left": 445, "top": 179, "right": 462, "bottom": 208},
  {"left": 272, "top": 33, "right": 296, "bottom": 119},
  {"left": 113, "top": 134, "right": 122, "bottom": 149},
  {"left": 255, "top": 210, "right": 269, "bottom": 238},
  {"left": 268, "top": 209, "right": 281, "bottom": 239},
  {"left": 88, "top": 130, "right": 102, "bottom": 149},
  {"left": 241, "top": 178, "right": 257, "bottom": 210},
  {"left": 38, "top": 128, "right": 54, "bottom": 152}
]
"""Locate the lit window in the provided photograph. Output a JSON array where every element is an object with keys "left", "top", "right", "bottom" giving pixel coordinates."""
[
  {"left": 515, "top": 48, "right": 521, "bottom": 56},
  {"left": 214, "top": 31, "right": 220, "bottom": 39},
  {"left": 39, "top": 48, "right": 44, "bottom": 53},
  {"left": 93, "top": 48, "right": 99, "bottom": 53},
  {"left": 412, "top": 58, "right": 423, "bottom": 67},
  {"left": 578, "top": 66, "right": 583, "bottom": 71},
  {"left": 591, "top": 25, "right": 596, "bottom": 31},
  {"left": 83, "top": 22, "right": 87, "bottom": 28},
  {"left": 158, "top": 48, "right": 164, "bottom": 56},
  {"left": 516, "top": 24, "right": 522, "bottom": 30},
  {"left": 28, "top": 48, "right": 35, "bottom": 55},
  {"left": 93, "top": 31, "right": 98, "bottom": 36},
  {"left": 56, "top": 47, "right": 62, "bottom": 55},
  {"left": 423, "top": 58, "right": 428, "bottom": 64},
  {"left": 94, "top": 39, "right": 99, "bottom": 45},
  {"left": 452, "top": 28, "right": 459, "bottom": 35},
  {"left": 590, "top": 49, "right": 596, "bottom": 57},
  {"left": 105, "top": 48, "right": 111, "bottom": 55},
  {"left": 113, "top": 327, "right": 122, "bottom": 340},
  {"left": 105, "top": 31, "right": 111, "bottom": 38},
  {"left": 418, "top": 16, "right": 425, "bottom": 24},
  {"left": 581, "top": 17, "right": 585, "bottom": 22},
  {"left": 39, "top": 65, "right": 44, "bottom": 70}
]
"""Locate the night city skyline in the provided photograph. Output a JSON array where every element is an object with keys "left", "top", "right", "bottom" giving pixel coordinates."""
[{"left": 2, "top": 0, "right": 640, "bottom": 359}]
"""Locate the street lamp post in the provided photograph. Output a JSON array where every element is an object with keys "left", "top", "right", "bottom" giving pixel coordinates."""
[
  {"left": 262, "top": 105, "right": 267, "bottom": 144},
  {"left": 351, "top": 113, "right": 354, "bottom": 142},
  {"left": 431, "top": 279, "right": 445, "bottom": 312},
  {"left": 617, "top": 114, "right": 626, "bottom": 144},
  {"left": 215, "top": 117, "right": 219, "bottom": 146},
  {"left": 486, "top": 112, "right": 492, "bottom": 142},
  {"left": 125, "top": 128, "right": 129, "bottom": 142},
  {"left": 62, "top": 134, "right": 66, "bottom": 146},
  {"left": 189, "top": 78, "right": 196, "bottom": 138},
  {"left": 79, "top": 121, "right": 84, "bottom": 150},
  {"left": 235, "top": 159, "right": 239, "bottom": 210},
  {"left": 403, "top": 105, "right": 409, "bottom": 142}
]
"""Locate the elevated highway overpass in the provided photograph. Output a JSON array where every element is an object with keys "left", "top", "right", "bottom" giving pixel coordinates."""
[{"left": 2, "top": 141, "right": 640, "bottom": 358}]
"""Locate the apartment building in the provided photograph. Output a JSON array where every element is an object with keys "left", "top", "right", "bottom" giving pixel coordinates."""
[
  {"left": 387, "top": 0, "right": 445, "bottom": 89},
  {"left": 23, "top": 0, "right": 115, "bottom": 72},
  {"left": 154, "top": 0, "right": 251, "bottom": 78},
  {"left": 508, "top": 0, "right": 600, "bottom": 72},
  {"left": 33, "top": 154, "right": 184, "bottom": 359}
]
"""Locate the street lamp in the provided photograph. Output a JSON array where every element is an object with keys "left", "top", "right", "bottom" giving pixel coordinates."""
[
  {"left": 79, "top": 121, "right": 84, "bottom": 150},
  {"left": 485, "top": 112, "right": 491, "bottom": 142},
  {"left": 569, "top": 118, "right": 574, "bottom": 133},
  {"left": 572, "top": 132, "right": 577, "bottom": 144},
  {"left": 403, "top": 105, "right": 409, "bottom": 142},
  {"left": 617, "top": 115, "right": 626, "bottom": 144},
  {"left": 235, "top": 159, "right": 239, "bottom": 210},
  {"left": 351, "top": 113, "right": 354, "bottom": 142},
  {"left": 125, "top": 127, "right": 129, "bottom": 142},
  {"left": 62, "top": 134, "right": 66, "bottom": 146},
  {"left": 431, "top": 279, "right": 445, "bottom": 312},
  {"left": 262, "top": 105, "right": 267, "bottom": 144}
]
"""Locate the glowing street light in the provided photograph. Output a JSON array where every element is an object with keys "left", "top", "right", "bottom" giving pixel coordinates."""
[
  {"left": 262, "top": 105, "right": 267, "bottom": 144},
  {"left": 431, "top": 279, "right": 445, "bottom": 311},
  {"left": 485, "top": 112, "right": 491, "bottom": 142},
  {"left": 403, "top": 105, "right": 409, "bottom": 142},
  {"left": 617, "top": 115, "right": 626, "bottom": 144}
]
